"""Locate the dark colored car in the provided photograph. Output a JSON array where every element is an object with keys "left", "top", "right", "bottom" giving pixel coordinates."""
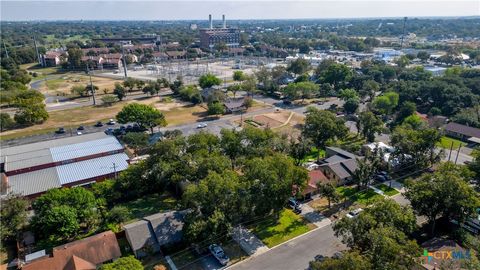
[
  {"left": 104, "top": 128, "right": 114, "bottom": 135},
  {"left": 95, "top": 121, "right": 103, "bottom": 127},
  {"left": 55, "top": 127, "right": 66, "bottom": 134},
  {"left": 77, "top": 125, "right": 85, "bottom": 131},
  {"left": 288, "top": 198, "right": 302, "bottom": 213}
]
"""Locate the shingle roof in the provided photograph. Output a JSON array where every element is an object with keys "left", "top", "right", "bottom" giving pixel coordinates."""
[
  {"left": 326, "top": 146, "right": 356, "bottom": 159},
  {"left": 123, "top": 220, "right": 160, "bottom": 252},
  {"left": 321, "top": 159, "right": 358, "bottom": 180},
  {"left": 22, "top": 231, "right": 121, "bottom": 270},
  {"left": 445, "top": 122, "right": 480, "bottom": 138},
  {"left": 144, "top": 210, "right": 188, "bottom": 246}
]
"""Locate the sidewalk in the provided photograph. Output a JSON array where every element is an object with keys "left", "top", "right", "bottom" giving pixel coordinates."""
[
  {"left": 300, "top": 204, "right": 332, "bottom": 228},
  {"left": 232, "top": 226, "right": 269, "bottom": 256}
]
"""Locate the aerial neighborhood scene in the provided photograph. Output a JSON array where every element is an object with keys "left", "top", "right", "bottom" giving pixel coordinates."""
[{"left": 1, "top": 1, "right": 480, "bottom": 269}]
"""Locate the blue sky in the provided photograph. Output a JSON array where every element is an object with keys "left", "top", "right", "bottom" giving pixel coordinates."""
[{"left": 1, "top": 1, "right": 479, "bottom": 21}]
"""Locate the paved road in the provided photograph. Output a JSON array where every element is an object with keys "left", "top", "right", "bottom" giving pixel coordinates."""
[{"left": 228, "top": 225, "right": 345, "bottom": 270}]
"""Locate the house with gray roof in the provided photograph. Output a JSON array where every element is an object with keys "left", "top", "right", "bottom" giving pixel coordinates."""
[
  {"left": 319, "top": 147, "right": 358, "bottom": 184},
  {"left": 123, "top": 210, "right": 188, "bottom": 258}
]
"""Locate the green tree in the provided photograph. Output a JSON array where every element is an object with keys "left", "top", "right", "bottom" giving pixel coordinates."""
[
  {"left": 395, "top": 55, "right": 411, "bottom": 68},
  {"left": 207, "top": 101, "right": 225, "bottom": 116},
  {"left": 14, "top": 100, "right": 49, "bottom": 125},
  {"left": 101, "top": 95, "right": 118, "bottom": 106},
  {"left": 67, "top": 47, "right": 83, "bottom": 69},
  {"left": 318, "top": 182, "right": 340, "bottom": 208},
  {"left": 310, "top": 251, "right": 372, "bottom": 270},
  {"left": 287, "top": 58, "right": 311, "bottom": 76},
  {"left": 404, "top": 162, "right": 480, "bottom": 235},
  {"left": 0, "top": 112, "right": 15, "bottom": 131},
  {"left": 417, "top": 51, "right": 430, "bottom": 62},
  {"left": 396, "top": 101, "right": 417, "bottom": 124},
  {"left": 390, "top": 124, "right": 441, "bottom": 166},
  {"left": 106, "top": 206, "right": 130, "bottom": 225},
  {"left": 70, "top": 85, "right": 88, "bottom": 97},
  {"left": 122, "top": 132, "right": 149, "bottom": 155},
  {"left": 233, "top": 70, "right": 246, "bottom": 82},
  {"left": 283, "top": 81, "right": 319, "bottom": 103},
  {"left": 36, "top": 205, "right": 80, "bottom": 241},
  {"left": 99, "top": 256, "right": 143, "bottom": 270},
  {"left": 243, "top": 96, "right": 253, "bottom": 109},
  {"left": 199, "top": 73, "right": 221, "bottom": 89},
  {"left": 302, "top": 108, "right": 348, "bottom": 149},
  {"left": 142, "top": 84, "right": 157, "bottom": 96},
  {"left": 344, "top": 98, "right": 359, "bottom": 114},
  {"left": 116, "top": 103, "right": 167, "bottom": 134},
  {"left": 360, "top": 80, "right": 379, "bottom": 101},
  {"left": 289, "top": 136, "right": 313, "bottom": 165},
  {"left": 0, "top": 195, "right": 28, "bottom": 242},
  {"left": 372, "top": 92, "right": 399, "bottom": 115},
  {"left": 317, "top": 63, "right": 353, "bottom": 90},
  {"left": 123, "top": 77, "right": 137, "bottom": 93},
  {"left": 169, "top": 76, "right": 184, "bottom": 95},
  {"left": 357, "top": 111, "right": 383, "bottom": 142},
  {"left": 113, "top": 82, "right": 126, "bottom": 101},
  {"left": 241, "top": 75, "right": 257, "bottom": 97},
  {"left": 338, "top": 88, "right": 358, "bottom": 101}
]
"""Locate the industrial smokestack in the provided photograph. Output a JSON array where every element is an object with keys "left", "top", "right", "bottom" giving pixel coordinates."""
[
  {"left": 209, "top": 14, "right": 213, "bottom": 29},
  {"left": 222, "top": 15, "right": 226, "bottom": 28}
]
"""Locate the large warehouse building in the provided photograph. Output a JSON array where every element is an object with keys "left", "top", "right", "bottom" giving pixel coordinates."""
[
  {"left": 0, "top": 133, "right": 130, "bottom": 199},
  {"left": 199, "top": 14, "right": 240, "bottom": 49}
]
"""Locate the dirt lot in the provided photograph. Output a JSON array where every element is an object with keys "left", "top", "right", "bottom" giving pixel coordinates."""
[
  {"left": 39, "top": 75, "right": 121, "bottom": 96},
  {"left": 1, "top": 97, "right": 207, "bottom": 139}
]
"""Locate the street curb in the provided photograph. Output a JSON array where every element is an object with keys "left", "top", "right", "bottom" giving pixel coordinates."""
[{"left": 224, "top": 220, "right": 332, "bottom": 270}]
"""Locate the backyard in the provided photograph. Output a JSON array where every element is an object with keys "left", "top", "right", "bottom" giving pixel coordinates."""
[
  {"left": 251, "top": 209, "right": 315, "bottom": 248},
  {"left": 116, "top": 192, "right": 179, "bottom": 224}
]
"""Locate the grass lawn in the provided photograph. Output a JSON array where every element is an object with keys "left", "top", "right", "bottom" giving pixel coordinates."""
[
  {"left": 301, "top": 147, "right": 326, "bottom": 163},
  {"left": 117, "top": 193, "right": 179, "bottom": 223},
  {"left": 252, "top": 209, "right": 315, "bottom": 248},
  {"left": 436, "top": 136, "right": 466, "bottom": 149},
  {"left": 376, "top": 184, "right": 400, "bottom": 196},
  {"left": 336, "top": 186, "right": 383, "bottom": 205}
]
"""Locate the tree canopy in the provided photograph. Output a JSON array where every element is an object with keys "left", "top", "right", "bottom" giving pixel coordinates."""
[{"left": 116, "top": 103, "right": 167, "bottom": 133}]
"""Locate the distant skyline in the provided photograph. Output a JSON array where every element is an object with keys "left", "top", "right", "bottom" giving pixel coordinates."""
[{"left": 1, "top": 1, "right": 479, "bottom": 21}]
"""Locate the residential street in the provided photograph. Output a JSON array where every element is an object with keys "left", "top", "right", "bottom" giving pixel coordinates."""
[{"left": 227, "top": 225, "right": 345, "bottom": 270}]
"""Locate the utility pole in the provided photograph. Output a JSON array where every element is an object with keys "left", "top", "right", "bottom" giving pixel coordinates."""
[
  {"left": 120, "top": 43, "right": 128, "bottom": 78},
  {"left": 400, "top": 17, "right": 408, "bottom": 49},
  {"left": 86, "top": 63, "right": 96, "bottom": 105},
  {"left": 448, "top": 141, "right": 454, "bottom": 161},
  {"left": 454, "top": 146, "right": 461, "bottom": 164},
  {"left": 3, "top": 41, "right": 9, "bottom": 58},
  {"left": 112, "top": 163, "right": 118, "bottom": 179},
  {"left": 32, "top": 36, "right": 42, "bottom": 66}
]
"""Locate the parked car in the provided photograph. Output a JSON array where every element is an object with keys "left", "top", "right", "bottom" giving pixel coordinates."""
[
  {"left": 288, "top": 198, "right": 302, "bottom": 213},
  {"left": 197, "top": 123, "right": 208, "bottom": 129},
  {"left": 208, "top": 244, "right": 230, "bottom": 266},
  {"left": 107, "top": 119, "right": 116, "bottom": 125},
  {"left": 94, "top": 121, "right": 103, "bottom": 127},
  {"left": 55, "top": 127, "right": 65, "bottom": 134},
  {"left": 332, "top": 252, "right": 343, "bottom": 259},
  {"left": 346, "top": 208, "right": 363, "bottom": 219},
  {"left": 77, "top": 125, "right": 85, "bottom": 131},
  {"left": 104, "top": 128, "right": 114, "bottom": 135},
  {"left": 314, "top": 254, "right": 326, "bottom": 262}
]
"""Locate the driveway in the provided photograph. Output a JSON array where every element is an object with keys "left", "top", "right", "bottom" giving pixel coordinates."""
[
  {"left": 300, "top": 204, "right": 332, "bottom": 228},
  {"left": 227, "top": 224, "right": 345, "bottom": 270}
]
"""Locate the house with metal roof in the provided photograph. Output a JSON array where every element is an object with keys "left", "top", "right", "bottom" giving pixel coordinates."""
[{"left": 0, "top": 132, "right": 129, "bottom": 199}]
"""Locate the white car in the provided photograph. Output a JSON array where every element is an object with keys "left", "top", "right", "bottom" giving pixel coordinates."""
[
  {"left": 209, "top": 244, "right": 229, "bottom": 266},
  {"left": 346, "top": 208, "right": 363, "bottom": 219},
  {"left": 197, "top": 123, "right": 208, "bottom": 129}
]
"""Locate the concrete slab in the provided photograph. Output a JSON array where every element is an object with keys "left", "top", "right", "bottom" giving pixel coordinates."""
[
  {"left": 232, "top": 226, "right": 269, "bottom": 256},
  {"left": 300, "top": 204, "right": 332, "bottom": 228}
]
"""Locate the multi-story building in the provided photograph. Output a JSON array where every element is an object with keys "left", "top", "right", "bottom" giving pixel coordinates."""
[{"left": 199, "top": 15, "right": 240, "bottom": 50}]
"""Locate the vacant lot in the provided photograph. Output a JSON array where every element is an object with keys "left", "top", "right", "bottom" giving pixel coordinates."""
[
  {"left": 39, "top": 74, "right": 121, "bottom": 96},
  {"left": 0, "top": 98, "right": 207, "bottom": 140},
  {"left": 252, "top": 209, "right": 315, "bottom": 248}
]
